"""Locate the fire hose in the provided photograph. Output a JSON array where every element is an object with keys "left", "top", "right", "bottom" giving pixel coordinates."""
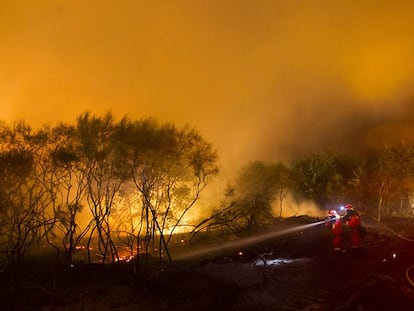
[{"left": 361, "top": 212, "right": 414, "bottom": 288}]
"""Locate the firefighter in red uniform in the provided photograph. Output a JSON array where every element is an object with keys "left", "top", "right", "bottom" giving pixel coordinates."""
[
  {"left": 343, "top": 204, "right": 363, "bottom": 254},
  {"left": 326, "top": 210, "right": 343, "bottom": 254}
]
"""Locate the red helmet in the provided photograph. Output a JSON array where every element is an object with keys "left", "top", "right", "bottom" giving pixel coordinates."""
[
  {"left": 329, "top": 210, "right": 337, "bottom": 215},
  {"left": 344, "top": 204, "right": 353, "bottom": 210}
]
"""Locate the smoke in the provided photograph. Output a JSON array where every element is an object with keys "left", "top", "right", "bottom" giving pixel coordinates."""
[
  {"left": 272, "top": 194, "right": 327, "bottom": 219},
  {"left": 2, "top": 0, "right": 414, "bottom": 176}
]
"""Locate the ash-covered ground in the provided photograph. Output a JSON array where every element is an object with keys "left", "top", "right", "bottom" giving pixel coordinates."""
[{"left": 2, "top": 215, "right": 414, "bottom": 311}]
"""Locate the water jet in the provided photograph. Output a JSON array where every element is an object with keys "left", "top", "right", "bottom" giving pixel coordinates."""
[{"left": 174, "top": 220, "right": 325, "bottom": 261}]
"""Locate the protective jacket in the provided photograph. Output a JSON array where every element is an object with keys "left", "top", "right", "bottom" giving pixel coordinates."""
[
  {"left": 344, "top": 209, "right": 362, "bottom": 248},
  {"left": 326, "top": 212, "right": 343, "bottom": 251}
]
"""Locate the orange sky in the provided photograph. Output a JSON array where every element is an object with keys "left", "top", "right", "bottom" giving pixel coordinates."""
[{"left": 2, "top": 0, "right": 414, "bottom": 174}]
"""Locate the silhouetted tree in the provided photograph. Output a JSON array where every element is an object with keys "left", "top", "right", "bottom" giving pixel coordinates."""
[
  {"left": 235, "top": 161, "right": 277, "bottom": 231},
  {"left": 269, "top": 162, "right": 290, "bottom": 218},
  {"left": 370, "top": 142, "right": 414, "bottom": 220},
  {"left": 192, "top": 161, "right": 288, "bottom": 238},
  {"left": 45, "top": 123, "right": 90, "bottom": 265},
  {"left": 117, "top": 118, "right": 218, "bottom": 269},
  {"left": 77, "top": 112, "right": 127, "bottom": 263},
  {"left": 291, "top": 151, "right": 347, "bottom": 208},
  {"left": 0, "top": 122, "right": 53, "bottom": 265}
]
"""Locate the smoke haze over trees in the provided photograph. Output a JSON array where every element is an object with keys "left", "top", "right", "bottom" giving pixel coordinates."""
[
  {"left": 3, "top": 3, "right": 414, "bottom": 309},
  {"left": 2, "top": 112, "right": 414, "bottom": 270},
  {"left": 0, "top": 113, "right": 219, "bottom": 268},
  {"left": 3, "top": 1, "right": 414, "bottom": 176}
]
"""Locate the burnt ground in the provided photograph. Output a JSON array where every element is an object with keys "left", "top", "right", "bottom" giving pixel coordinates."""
[{"left": 2, "top": 215, "right": 414, "bottom": 311}]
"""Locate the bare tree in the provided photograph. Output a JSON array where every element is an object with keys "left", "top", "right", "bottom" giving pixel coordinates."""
[
  {"left": 118, "top": 119, "right": 218, "bottom": 269},
  {"left": 373, "top": 142, "right": 414, "bottom": 220},
  {"left": 44, "top": 123, "right": 90, "bottom": 265},
  {"left": 77, "top": 112, "right": 128, "bottom": 263},
  {"left": 191, "top": 161, "right": 288, "bottom": 239},
  {"left": 0, "top": 122, "right": 53, "bottom": 265},
  {"left": 269, "top": 162, "right": 290, "bottom": 218}
]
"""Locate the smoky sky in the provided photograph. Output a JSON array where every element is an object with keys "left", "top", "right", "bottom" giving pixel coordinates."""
[{"left": 2, "top": 0, "right": 414, "bottom": 174}]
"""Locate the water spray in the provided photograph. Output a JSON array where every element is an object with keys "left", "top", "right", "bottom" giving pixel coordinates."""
[{"left": 174, "top": 220, "right": 325, "bottom": 261}]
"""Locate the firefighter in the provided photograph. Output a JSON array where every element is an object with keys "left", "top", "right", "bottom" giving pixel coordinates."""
[
  {"left": 326, "top": 210, "right": 344, "bottom": 254},
  {"left": 343, "top": 204, "right": 363, "bottom": 253}
]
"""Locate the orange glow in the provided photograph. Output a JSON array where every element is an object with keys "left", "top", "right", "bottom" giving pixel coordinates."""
[
  {"left": 1, "top": 1, "right": 414, "bottom": 174},
  {"left": 342, "top": 41, "right": 414, "bottom": 101}
]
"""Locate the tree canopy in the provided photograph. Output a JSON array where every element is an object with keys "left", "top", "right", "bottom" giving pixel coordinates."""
[{"left": 0, "top": 113, "right": 218, "bottom": 268}]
